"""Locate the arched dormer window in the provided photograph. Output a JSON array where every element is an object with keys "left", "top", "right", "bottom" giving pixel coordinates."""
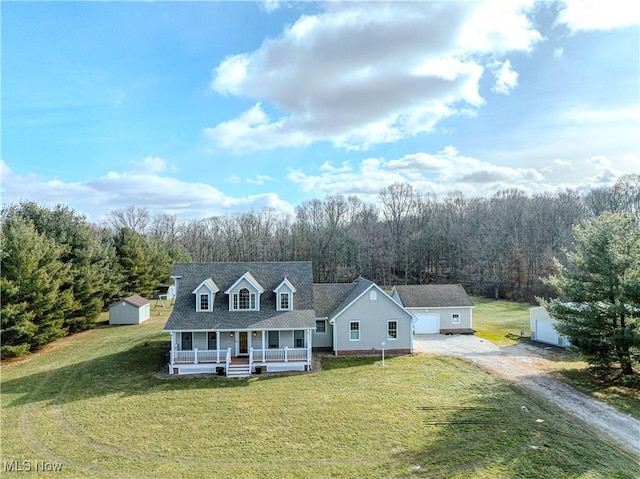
[
  {"left": 233, "top": 287, "right": 256, "bottom": 310},
  {"left": 225, "top": 272, "right": 263, "bottom": 311}
]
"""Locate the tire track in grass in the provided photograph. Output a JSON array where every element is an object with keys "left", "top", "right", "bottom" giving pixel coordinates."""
[
  {"left": 18, "top": 337, "right": 125, "bottom": 478},
  {"left": 17, "top": 333, "right": 175, "bottom": 478},
  {"left": 44, "top": 336, "right": 397, "bottom": 475}
]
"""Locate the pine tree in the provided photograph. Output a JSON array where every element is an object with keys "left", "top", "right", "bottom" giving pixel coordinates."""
[
  {"left": 5, "top": 202, "right": 118, "bottom": 332},
  {"left": 541, "top": 212, "right": 640, "bottom": 376},
  {"left": 1, "top": 215, "right": 74, "bottom": 356},
  {"left": 114, "top": 228, "right": 156, "bottom": 297}
]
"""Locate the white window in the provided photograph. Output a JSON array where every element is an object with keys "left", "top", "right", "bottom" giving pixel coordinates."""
[
  {"left": 279, "top": 292, "right": 291, "bottom": 310},
  {"left": 452, "top": 313, "right": 460, "bottom": 324},
  {"left": 273, "top": 278, "right": 296, "bottom": 311},
  {"left": 233, "top": 288, "right": 257, "bottom": 310},
  {"left": 370, "top": 290, "right": 377, "bottom": 301},
  {"left": 316, "top": 320, "right": 326, "bottom": 334},
  {"left": 388, "top": 321, "right": 398, "bottom": 340},
  {"left": 199, "top": 293, "right": 210, "bottom": 311},
  {"left": 294, "top": 330, "right": 305, "bottom": 348},
  {"left": 349, "top": 321, "right": 360, "bottom": 341}
]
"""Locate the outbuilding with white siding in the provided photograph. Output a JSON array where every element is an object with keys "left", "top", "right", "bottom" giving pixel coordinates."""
[
  {"left": 109, "top": 295, "right": 151, "bottom": 325},
  {"left": 529, "top": 306, "right": 571, "bottom": 347}
]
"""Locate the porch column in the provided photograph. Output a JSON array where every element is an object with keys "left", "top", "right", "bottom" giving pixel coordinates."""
[
  {"left": 216, "top": 331, "right": 221, "bottom": 362},
  {"left": 170, "top": 332, "right": 176, "bottom": 365},
  {"left": 261, "top": 330, "right": 266, "bottom": 362},
  {"left": 306, "top": 329, "right": 312, "bottom": 364}
]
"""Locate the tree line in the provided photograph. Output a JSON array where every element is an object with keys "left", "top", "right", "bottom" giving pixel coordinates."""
[
  {"left": 126, "top": 174, "right": 638, "bottom": 300},
  {"left": 1, "top": 202, "right": 190, "bottom": 357},
  {"left": 2, "top": 174, "right": 638, "bottom": 358}
]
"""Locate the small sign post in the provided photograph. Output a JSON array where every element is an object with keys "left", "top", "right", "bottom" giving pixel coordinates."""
[{"left": 381, "top": 341, "right": 385, "bottom": 368}]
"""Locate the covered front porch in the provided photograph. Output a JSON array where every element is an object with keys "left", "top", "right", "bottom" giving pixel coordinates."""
[{"left": 167, "top": 328, "right": 313, "bottom": 376}]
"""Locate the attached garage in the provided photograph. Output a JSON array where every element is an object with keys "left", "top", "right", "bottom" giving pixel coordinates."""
[
  {"left": 391, "top": 284, "right": 474, "bottom": 335},
  {"left": 530, "top": 307, "right": 570, "bottom": 347},
  {"left": 414, "top": 313, "right": 440, "bottom": 334}
]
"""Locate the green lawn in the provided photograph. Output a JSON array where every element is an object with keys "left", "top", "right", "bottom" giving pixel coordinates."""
[
  {"left": 471, "top": 297, "right": 640, "bottom": 419},
  {"left": 471, "top": 297, "right": 531, "bottom": 345},
  {"left": 1, "top": 306, "right": 638, "bottom": 478}
]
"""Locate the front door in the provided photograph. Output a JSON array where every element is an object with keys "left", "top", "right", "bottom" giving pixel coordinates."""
[{"left": 239, "top": 331, "right": 248, "bottom": 355}]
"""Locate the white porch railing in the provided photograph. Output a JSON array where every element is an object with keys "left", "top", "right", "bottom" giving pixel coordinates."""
[
  {"left": 171, "top": 348, "right": 230, "bottom": 364},
  {"left": 251, "top": 347, "right": 308, "bottom": 362}
]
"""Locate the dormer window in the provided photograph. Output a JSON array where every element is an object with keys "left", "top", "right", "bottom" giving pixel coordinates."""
[
  {"left": 279, "top": 292, "right": 290, "bottom": 310},
  {"left": 199, "top": 294, "right": 210, "bottom": 311},
  {"left": 233, "top": 288, "right": 257, "bottom": 310},
  {"left": 225, "top": 271, "right": 265, "bottom": 311},
  {"left": 274, "top": 277, "right": 296, "bottom": 311},
  {"left": 192, "top": 278, "right": 218, "bottom": 312}
]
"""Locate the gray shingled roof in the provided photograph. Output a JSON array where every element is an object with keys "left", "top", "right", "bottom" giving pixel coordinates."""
[
  {"left": 394, "top": 284, "right": 474, "bottom": 308},
  {"left": 165, "top": 262, "right": 316, "bottom": 331},
  {"left": 313, "top": 277, "right": 374, "bottom": 319}
]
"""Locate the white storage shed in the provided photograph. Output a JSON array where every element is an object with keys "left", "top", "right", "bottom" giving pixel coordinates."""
[{"left": 109, "top": 295, "right": 151, "bottom": 325}]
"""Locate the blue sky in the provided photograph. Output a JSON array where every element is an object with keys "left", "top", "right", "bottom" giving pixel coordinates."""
[{"left": 2, "top": 0, "right": 638, "bottom": 221}]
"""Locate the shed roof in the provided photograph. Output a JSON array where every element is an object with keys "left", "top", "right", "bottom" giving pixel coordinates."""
[
  {"left": 110, "top": 294, "right": 150, "bottom": 309},
  {"left": 393, "top": 284, "right": 474, "bottom": 308}
]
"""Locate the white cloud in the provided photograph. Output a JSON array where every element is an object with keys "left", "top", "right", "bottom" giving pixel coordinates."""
[
  {"left": 246, "top": 174, "right": 277, "bottom": 185},
  {"left": 556, "top": 0, "right": 640, "bottom": 32},
  {"left": 491, "top": 60, "right": 519, "bottom": 94},
  {"left": 0, "top": 159, "right": 293, "bottom": 221},
  {"left": 288, "top": 147, "right": 547, "bottom": 200},
  {"left": 203, "top": 103, "right": 313, "bottom": 153},
  {"left": 208, "top": 1, "right": 541, "bottom": 153},
  {"left": 131, "top": 155, "right": 176, "bottom": 174}
]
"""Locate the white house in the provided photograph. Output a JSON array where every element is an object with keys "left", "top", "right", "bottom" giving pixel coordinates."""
[
  {"left": 530, "top": 306, "right": 571, "bottom": 347},
  {"left": 164, "top": 262, "right": 317, "bottom": 377},
  {"left": 164, "top": 262, "right": 416, "bottom": 377},
  {"left": 109, "top": 295, "right": 151, "bottom": 325}
]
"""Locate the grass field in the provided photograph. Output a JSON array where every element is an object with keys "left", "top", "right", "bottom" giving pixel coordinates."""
[
  {"left": 1, "top": 305, "right": 638, "bottom": 478},
  {"left": 471, "top": 297, "right": 640, "bottom": 419},
  {"left": 471, "top": 297, "right": 531, "bottom": 345}
]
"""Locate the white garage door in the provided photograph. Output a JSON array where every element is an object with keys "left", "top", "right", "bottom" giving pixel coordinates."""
[
  {"left": 414, "top": 313, "right": 440, "bottom": 334},
  {"left": 536, "top": 319, "right": 560, "bottom": 345}
]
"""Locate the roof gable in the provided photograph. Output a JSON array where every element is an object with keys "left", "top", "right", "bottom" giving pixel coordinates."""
[
  {"left": 274, "top": 277, "right": 297, "bottom": 293},
  {"left": 224, "top": 271, "right": 265, "bottom": 294},
  {"left": 393, "top": 284, "right": 474, "bottom": 308},
  {"left": 314, "top": 277, "right": 412, "bottom": 322},
  {"left": 192, "top": 278, "right": 219, "bottom": 294}
]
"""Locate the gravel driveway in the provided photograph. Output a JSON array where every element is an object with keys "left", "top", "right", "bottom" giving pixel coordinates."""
[{"left": 414, "top": 334, "right": 640, "bottom": 456}]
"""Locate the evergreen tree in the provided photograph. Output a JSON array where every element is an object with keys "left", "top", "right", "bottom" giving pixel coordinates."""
[
  {"left": 114, "top": 227, "right": 156, "bottom": 297},
  {"left": 5, "top": 202, "right": 118, "bottom": 331},
  {"left": 1, "top": 215, "right": 74, "bottom": 357},
  {"left": 541, "top": 212, "right": 640, "bottom": 376}
]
